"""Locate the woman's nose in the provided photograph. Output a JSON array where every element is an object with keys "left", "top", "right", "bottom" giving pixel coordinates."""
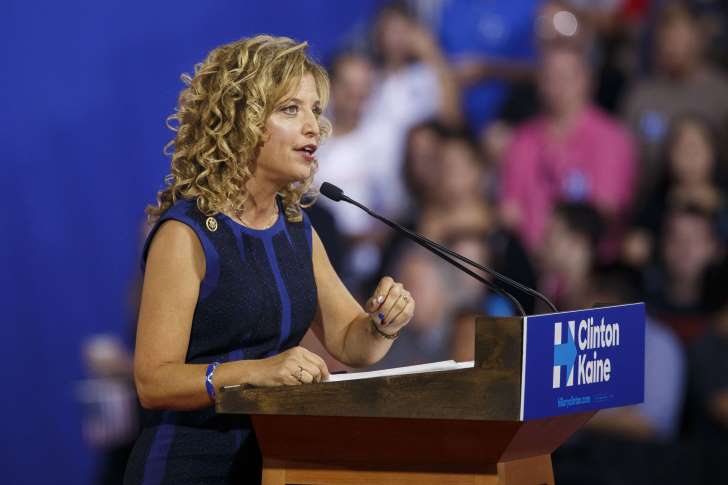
[{"left": 302, "top": 110, "right": 320, "bottom": 139}]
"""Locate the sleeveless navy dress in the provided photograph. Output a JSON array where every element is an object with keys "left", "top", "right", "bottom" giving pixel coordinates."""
[{"left": 124, "top": 197, "right": 317, "bottom": 485}]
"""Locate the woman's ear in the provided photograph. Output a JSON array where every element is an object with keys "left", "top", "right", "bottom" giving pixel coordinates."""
[
  {"left": 247, "top": 145, "right": 261, "bottom": 172},
  {"left": 259, "top": 122, "right": 271, "bottom": 143}
]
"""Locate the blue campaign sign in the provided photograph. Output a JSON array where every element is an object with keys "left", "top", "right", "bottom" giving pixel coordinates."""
[{"left": 520, "top": 303, "right": 646, "bottom": 421}]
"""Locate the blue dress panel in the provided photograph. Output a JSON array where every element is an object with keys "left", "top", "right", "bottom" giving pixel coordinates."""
[{"left": 124, "top": 197, "right": 318, "bottom": 485}]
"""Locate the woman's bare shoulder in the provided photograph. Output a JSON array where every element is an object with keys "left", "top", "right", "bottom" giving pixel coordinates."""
[{"left": 146, "top": 220, "right": 205, "bottom": 280}]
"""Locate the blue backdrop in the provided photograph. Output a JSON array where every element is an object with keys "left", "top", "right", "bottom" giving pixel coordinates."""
[{"left": 1, "top": 1, "right": 382, "bottom": 482}]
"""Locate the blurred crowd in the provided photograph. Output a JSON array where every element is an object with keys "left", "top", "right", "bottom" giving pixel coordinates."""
[
  {"left": 82, "top": 1, "right": 728, "bottom": 483},
  {"left": 302, "top": 0, "right": 728, "bottom": 483}
]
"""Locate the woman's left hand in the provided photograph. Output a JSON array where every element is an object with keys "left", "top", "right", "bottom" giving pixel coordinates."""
[{"left": 366, "top": 276, "right": 415, "bottom": 335}]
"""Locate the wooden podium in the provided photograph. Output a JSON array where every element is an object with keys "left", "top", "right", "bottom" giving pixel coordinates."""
[{"left": 217, "top": 316, "right": 596, "bottom": 484}]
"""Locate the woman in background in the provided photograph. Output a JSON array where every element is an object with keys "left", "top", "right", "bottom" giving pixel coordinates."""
[
  {"left": 124, "top": 35, "right": 414, "bottom": 485},
  {"left": 623, "top": 115, "right": 727, "bottom": 267}
]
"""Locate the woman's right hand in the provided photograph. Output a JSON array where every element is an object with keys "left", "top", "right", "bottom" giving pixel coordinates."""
[{"left": 246, "top": 346, "right": 330, "bottom": 387}]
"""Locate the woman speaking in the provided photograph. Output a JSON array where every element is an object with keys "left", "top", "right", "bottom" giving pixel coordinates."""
[{"left": 124, "top": 35, "right": 415, "bottom": 484}]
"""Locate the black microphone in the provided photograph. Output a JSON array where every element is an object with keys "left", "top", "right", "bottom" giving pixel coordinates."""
[
  {"left": 319, "top": 182, "right": 526, "bottom": 315},
  {"left": 320, "top": 182, "right": 557, "bottom": 315}
]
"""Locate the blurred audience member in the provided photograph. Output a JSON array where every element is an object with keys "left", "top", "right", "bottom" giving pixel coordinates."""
[
  {"left": 446, "top": 237, "right": 537, "bottom": 362},
  {"left": 623, "top": 115, "right": 728, "bottom": 266},
  {"left": 644, "top": 204, "right": 723, "bottom": 344},
  {"left": 78, "top": 334, "right": 139, "bottom": 485},
  {"left": 369, "top": 1, "right": 461, "bottom": 128},
  {"left": 492, "top": 0, "right": 602, "bottom": 121},
  {"left": 437, "top": 0, "right": 540, "bottom": 130},
  {"left": 418, "top": 133, "right": 494, "bottom": 241},
  {"left": 315, "top": 52, "right": 386, "bottom": 290},
  {"left": 586, "top": 265, "right": 686, "bottom": 441},
  {"left": 643, "top": 0, "right": 728, "bottom": 72},
  {"left": 370, "top": 247, "right": 453, "bottom": 369},
  {"left": 441, "top": 231, "right": 492, "bottom": 313},
  {"left": 401, "top": 119, "right": 453, "bottom": 211},
  {"left": 316, "top": 52, "right": 379, "bottom": 235},
  {"left": 500, "top": 41, "right": 636, "bottom": 258},
  {"left": 476, "top": 120, "right": 513, "bottom": 200},
  {"left": 685, "top": 281, "right": 728, "bottom": 484},
  {"left": 485, "top": 228, "right": 539, "bottom": 314},
  {"left": 554, "top": 0, "right": 646, "bottom": 113},
  {"left": 375, "top": 130, "right": 495, "bottom": 293},
  {"left": 622, "top": 1, "right": 728, "bottom": 195},
  {"left": 444, "top": 227, "right": 537, "bottom": 316},
  {"left": 692, "top": 0, "right": 728, "bottom": 70},
  {"left": 372, "top": 119, "right": 449, "bottom": 295},
  {"left": 316, "top": 2, "right": 462, "bottom": 291},
  {"left": 538, "top": 202, "right": 604, "bottom": 311},
  {"left": 553, "top": 264, "right": 693, "bottom": 485},
  {"left": 367, "top": 0, "right": 462, "bottom": 194}
]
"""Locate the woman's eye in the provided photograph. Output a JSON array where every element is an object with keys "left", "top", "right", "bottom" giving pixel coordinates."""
[{"left": 282, "top": 105, "right": 298, "bottom": 115}]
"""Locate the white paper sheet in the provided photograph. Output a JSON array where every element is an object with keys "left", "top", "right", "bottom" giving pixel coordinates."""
[{"left": 325, "top": 360, "right": 475, "bottom": 382}]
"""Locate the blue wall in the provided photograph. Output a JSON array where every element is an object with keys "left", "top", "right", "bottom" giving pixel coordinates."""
[{"left": 1, "top": 1, "right": 381, "bottom": 482}]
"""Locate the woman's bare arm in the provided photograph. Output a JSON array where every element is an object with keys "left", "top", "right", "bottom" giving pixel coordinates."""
[
  {"left": 134, "top": 221, "right": 328, "bottom": 410},
  {"left": 309, "top": 228, "right": 414, "bottom": 368}
]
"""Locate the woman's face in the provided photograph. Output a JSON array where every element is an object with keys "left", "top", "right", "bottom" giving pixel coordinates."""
[
  {"left": 538, "top": 49, "right": 589, "bottom": 116},
  {"left": 408, "top": 127, "right": 441, "bottom": 196},
  {"left": 656, "top": 17, "right": 701, "bottom": 76},
  {"left": 439, "top": 140, "right": 481, "bottom": 201},
  {"left": 541, "top": 215, "right": 591, "bottom": 275},
  {"left": 376, "top": 12, "right": 412, "bottom": 67},
  {"left": 255, "top": 73, "right": 322, "bottom": 186},
  {"left": 662, "top": 212, "right": 717, "bottom": 282},
  {"left": 670, "top": 120, "right": 714, "bottom": 185}
]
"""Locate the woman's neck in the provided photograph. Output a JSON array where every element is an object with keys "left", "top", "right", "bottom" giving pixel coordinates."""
[
  {"left": 547, "top": 102, "right": 587, "bottom": 138},
  {"left": 239, "top": 177, "right": 281, "bottom": 226}
]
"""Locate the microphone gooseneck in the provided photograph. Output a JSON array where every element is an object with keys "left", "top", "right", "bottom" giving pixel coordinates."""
[{"left": 319, "top": 183, "right": 559, "bottom": 315}]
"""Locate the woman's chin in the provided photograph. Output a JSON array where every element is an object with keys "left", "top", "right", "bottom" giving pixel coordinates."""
[
  {"left": 282, "top": 169, "right": 312, "bottom": 186},
  {"left": 293, "top": 164, "right": 314, "bottom": 182}
]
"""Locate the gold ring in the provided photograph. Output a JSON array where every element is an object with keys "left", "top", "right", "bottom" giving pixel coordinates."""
[{"left": 296, "top": 366, "right": 304, "bottom": 383}]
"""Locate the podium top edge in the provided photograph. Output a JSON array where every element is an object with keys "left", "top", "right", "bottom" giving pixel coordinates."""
[{"left": 522, "top": 302, "right": 644, "bottom": 318}]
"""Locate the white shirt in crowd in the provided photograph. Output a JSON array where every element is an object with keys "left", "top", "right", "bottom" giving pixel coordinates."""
[{"left": 317, "top": 62, "right": 440, "bottom": 236}]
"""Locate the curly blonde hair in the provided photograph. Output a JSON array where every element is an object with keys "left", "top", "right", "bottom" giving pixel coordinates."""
[{"left": 148, "top": 35, "right": 331, "bottom": 224}]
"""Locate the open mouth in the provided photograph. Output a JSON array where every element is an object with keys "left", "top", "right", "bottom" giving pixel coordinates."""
[{"left": 295, "top": 144, "right": 317, "bottom": 162}]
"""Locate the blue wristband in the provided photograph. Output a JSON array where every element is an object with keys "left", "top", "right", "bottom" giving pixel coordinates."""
[{"left": 205, "top": 361, "right": 221, "bottom": 400}]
